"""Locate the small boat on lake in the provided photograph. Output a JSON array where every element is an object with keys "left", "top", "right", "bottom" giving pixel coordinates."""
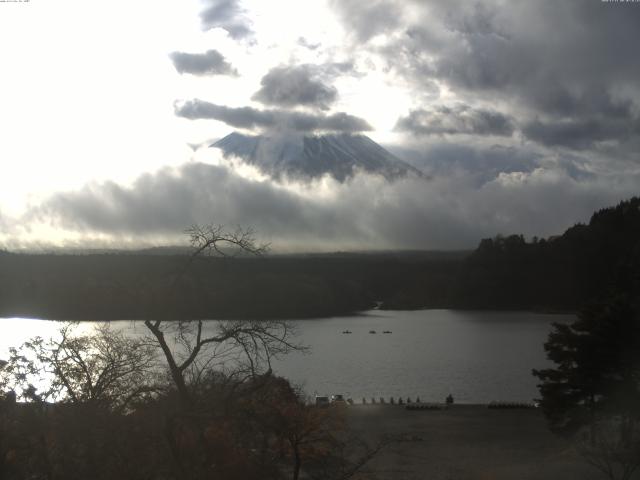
[
  {"left": 342, "top": 330, "right": 352, "bottom": 334},
  {"left": 369, "top": 330, "right": 377, "bottom": 334},
  {"left": 383, "top": 330, "right": 392, "bottom": 334}
]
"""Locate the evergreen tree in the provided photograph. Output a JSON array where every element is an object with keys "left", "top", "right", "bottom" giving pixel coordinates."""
[
  {"left": 533, "top": 294, "right": 640, "bottom": 435},
  {"left": 533, "top": 293, "right": 640, "bottom": 479}
]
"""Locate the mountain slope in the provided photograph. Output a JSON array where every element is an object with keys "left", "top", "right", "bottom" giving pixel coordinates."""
[{"left": 211, "top": 132, "right": 424, "bottom": 182}]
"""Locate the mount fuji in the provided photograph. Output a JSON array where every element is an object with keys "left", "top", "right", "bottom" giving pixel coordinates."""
[{"left": 211, "top": 132, "right": 424, "bottom": 182}]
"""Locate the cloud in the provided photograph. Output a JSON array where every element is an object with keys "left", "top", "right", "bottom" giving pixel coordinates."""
[
  {"left": 169, "top": 50, "right": 237, "bottom": 76},
  {"left": 199, "top": 0, "right": 253, "bottom": 40},
  {"left": 330, "top": 0, "right": 403, "bottom": 41},
  {"left": 32, "top": 163, "right": 310, "bottom": 237},
  {"left": 522, "top": 118, "right": 636, "bottom": 150},
  {"left": 297, "top": 37, "right": 321, "bottom": 50},
  {"left": 174, "top": 99, "right": 372, "bottom": 133},
  {"left": 395, "top": 105, "right": 515, "bottom": 137},
  {"left": 519, "top": 86, "right": 640, "bottom": 149},
  {"left": 24, "top": 158, "right": 640, "bottom": 251},
  {"left": 526, "top": 83, "right": 635, "bottom": 119},
  {"left": 330, "top": 0, "right": 640, "bottom": 152},
  {"left": 175, "top": 100, "right": 273, "bottom": 129},
  {"left": 393, "top": 1, "right": 640, "bottom": 98},
  {"left": 252, "top": 65, "right": 338, "bottom": 110},
  {"left": 389, "top": 139, "right": 599, "bottom": 187},
  {"left": 0, "top": 210, "right": 7, "bottom": 234},
  {"left": 389, "top": 142, "right": 539, "bottom": 183}
]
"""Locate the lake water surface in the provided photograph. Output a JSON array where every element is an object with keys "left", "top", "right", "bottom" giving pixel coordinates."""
[{"left": 0, "top": 310, "right": 573, "bottom": 403}]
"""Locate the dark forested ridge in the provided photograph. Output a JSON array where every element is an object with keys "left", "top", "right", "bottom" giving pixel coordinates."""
[
  {"left": 454, "top": 196, "right": 640, "bottom": 311},
  {"left": 0, "top": 251, "right": 464, "bottom": 320},
  {"left": 0, "top": 197, "right": 638, "bottom": 320}
]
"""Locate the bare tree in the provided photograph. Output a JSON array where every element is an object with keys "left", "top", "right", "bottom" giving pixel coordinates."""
[
  {"left": 185, "top": 224, "right": 269, "bottom": 259},
  {"left": 143, "top": 224, "right": 302, "bottom": 406},
  {"left": 1, "top": 323, "right": 159, "bottom": 412}
]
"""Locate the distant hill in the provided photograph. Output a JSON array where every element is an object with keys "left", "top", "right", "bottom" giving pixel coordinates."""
[
  {"left": 0, "top": 252, "right": 459, "bottom": 320},
  {"left": 212, "top": 132, "right": 425, "bottom": 182}
]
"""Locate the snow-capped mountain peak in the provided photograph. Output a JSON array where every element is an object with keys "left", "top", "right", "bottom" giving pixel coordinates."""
[{"left": 211, "top": 132, "right": 423, "bottom": 182}]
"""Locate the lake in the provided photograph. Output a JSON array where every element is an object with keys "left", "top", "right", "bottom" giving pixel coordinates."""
[{"left": 0, "top": 310, "right": 572, "bottom": 403}]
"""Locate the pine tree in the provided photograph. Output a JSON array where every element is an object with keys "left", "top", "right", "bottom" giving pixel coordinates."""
[
  {"left": 533, "top": 293, "right": 640, "bottom": 480},
  {"left": 533, "top": 294, "right": 640, "bottom": 435}
]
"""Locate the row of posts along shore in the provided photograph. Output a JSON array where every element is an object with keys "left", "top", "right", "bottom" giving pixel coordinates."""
[{"left": 326, "top": 396, "right": 537, "bottom": 409}]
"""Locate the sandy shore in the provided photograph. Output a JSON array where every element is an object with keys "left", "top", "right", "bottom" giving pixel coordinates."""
[{"left": 345, "top": 404, "right": 605, "bottom": 480}]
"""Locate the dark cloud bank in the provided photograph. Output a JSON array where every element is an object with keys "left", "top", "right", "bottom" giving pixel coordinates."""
[
  {"left": 395, "top": 105, "right": 515, "bottom": 137},
  {"left": 332, "top": 0, "right": 640, "bottom": 157},
  {"left": 252, "top": 65, "right": 338, "bottom": 111},
  {"left": 27, "top": 155, "right": 640, "bottom": 251},
  {"left": 175, "top": 99, "right": 372, "bottom": 133},
  {"left": 199, "top": 0, "right": 253, "bottom": 40},
  {"left": 169, "top": 50, "right": 237, "bottom": 76}
]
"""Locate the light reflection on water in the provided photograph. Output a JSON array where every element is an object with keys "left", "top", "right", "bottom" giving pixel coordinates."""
[{"left": 0, "top": 310, "right": 573, "bottom": 404}]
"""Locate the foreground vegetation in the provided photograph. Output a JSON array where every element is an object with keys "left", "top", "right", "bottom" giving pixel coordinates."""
[{"left": 0, "top": 327, "right": 371, "bottom": 480}]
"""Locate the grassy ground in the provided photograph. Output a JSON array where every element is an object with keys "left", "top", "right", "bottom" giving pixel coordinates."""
[{"left": 345, "top": 404, "right": 605, "bottom": 480}]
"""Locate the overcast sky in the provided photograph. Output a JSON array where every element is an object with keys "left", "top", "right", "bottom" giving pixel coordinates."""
[{"left": 1, "top": 0, "right": 639, "bottom": 251}]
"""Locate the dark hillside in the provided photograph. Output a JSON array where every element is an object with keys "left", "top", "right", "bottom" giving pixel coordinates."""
[
  {"left": 452, "top": 197, "right": 640, "bottom": 310},
  {"left": 0, "top": 252, "right": 462, "bottom": 320}
]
